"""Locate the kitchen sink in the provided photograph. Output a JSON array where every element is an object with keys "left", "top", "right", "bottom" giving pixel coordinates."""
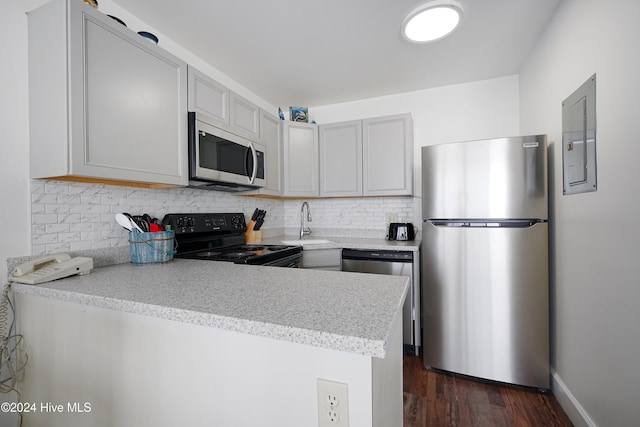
[{"left": 281, "top": 239, "right": 335, "bottom": 246}]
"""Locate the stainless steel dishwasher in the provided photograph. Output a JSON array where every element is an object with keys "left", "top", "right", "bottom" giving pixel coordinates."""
[{"left": 341, "top": 248, "right": 419, "bottom": 354}]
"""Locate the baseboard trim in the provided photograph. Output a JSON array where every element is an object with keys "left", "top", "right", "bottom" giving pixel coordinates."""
[{"left": 551, "top": 368, "right": 597, "bottom": 427}]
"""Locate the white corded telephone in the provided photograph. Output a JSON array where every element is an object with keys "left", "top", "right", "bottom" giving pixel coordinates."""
[{"left": 9, "top": 253, "right": 93, "bottom": 285}]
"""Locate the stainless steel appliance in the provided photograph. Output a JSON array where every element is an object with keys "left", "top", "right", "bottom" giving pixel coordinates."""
[
  {"left": 188, "top": 112, "right": 266, "bottom": 191},
  {"left": 341, "top": 248, "right": 420, "bottom": 354},
  {"left": 163, "top": 213, "right": 302, "bottom": 267},
  {"left": 421, "top": 135, "right": 549, "bottom": 389}
]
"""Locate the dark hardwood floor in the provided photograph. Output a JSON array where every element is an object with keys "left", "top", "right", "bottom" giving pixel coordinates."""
[{"left": 403, "top": 354, "right": 573, "bottom": 426}]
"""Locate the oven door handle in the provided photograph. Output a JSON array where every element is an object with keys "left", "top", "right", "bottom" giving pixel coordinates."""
[{"left": 245, "top": 142, "right": 258, "bottom": 184}]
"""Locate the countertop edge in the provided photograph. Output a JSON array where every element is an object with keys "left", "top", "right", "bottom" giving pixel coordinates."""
[{"left": 10, "top": 280, "right": 389, "bottom": 358}]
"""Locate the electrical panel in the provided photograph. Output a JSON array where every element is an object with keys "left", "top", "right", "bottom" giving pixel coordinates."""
[{"left": 562, "top": 74, "right": 597, "bottom": 195}]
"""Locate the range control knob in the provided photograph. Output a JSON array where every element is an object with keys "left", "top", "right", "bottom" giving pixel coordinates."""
[{"left": 230, "top": 214, "right": 245, "bottom": 229}]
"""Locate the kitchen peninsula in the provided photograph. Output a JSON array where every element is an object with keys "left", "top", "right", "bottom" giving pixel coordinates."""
[{"left": 8, "top": 257, "right": 408, "bottom": 427}]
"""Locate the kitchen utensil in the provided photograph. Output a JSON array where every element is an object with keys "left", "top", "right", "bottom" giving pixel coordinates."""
[
  {"left": 132, "top": 215, "right": 150, "bottom": 232},
  {"left": 149, "top": 223, "right": 163, "bottom": 232},
  {"left": 122, "top": 213, "right": 143, "bottom": 232},
  {"left": 115, "top": 213, "right": 133, "bottom": 231}
]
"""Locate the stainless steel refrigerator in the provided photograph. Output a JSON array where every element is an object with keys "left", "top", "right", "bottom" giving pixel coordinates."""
[{"left": 421, "top": 135, "right": 549, "bottom": 389}]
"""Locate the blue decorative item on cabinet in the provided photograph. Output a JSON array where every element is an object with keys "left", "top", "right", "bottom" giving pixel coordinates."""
[{"left": 290, "top": 106, "right": 308, "bottom": 122}]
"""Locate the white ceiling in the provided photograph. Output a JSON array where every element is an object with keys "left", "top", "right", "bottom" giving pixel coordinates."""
[{"left": 111, "top": 0, "right": 561, "bottom": 108}]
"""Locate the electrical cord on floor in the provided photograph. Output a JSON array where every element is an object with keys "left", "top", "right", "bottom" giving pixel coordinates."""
[{"left": 0, "top": 283, "right": 28, "bottom": 395}]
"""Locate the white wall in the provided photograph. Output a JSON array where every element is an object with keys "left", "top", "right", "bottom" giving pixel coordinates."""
[
  {"left": 519, "top": 0, "right": 640, "bottom": 426},
  {"left": 0, "top": 4, "right": 32, "bottom": 424},
  {"left": 0, "top": 2, "right": 32, "bottom": 279}
]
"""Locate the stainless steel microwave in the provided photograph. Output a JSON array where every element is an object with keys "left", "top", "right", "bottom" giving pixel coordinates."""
[{"left": 188, "top": 112, "right": 265, "bottom": 191}]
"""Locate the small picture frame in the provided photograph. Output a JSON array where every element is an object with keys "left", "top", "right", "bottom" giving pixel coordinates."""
[{"left": 290, "top": 106, "right": 309, "bottom": 123}]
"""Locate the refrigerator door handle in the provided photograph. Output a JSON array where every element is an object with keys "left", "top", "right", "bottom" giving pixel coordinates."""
[{"left": 427, "top": 219, "right": 545, "bottom": 228}]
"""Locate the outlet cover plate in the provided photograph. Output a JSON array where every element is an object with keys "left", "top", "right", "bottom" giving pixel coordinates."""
[{"left": 317, "top": 378, "right": 349, "bottom": 427}]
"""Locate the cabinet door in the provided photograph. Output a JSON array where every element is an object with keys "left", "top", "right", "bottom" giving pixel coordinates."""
[
  {"left": 230, "top": 91, "right": 260, "bottom": 141},
  {"left": 319, "top": 120, "right": 362, "bottom": 197},
  {"left": 302, "top": 249, "right": 342, "bottom": 270},
  {"left": 30, "top": 0, "right": 188, "bottom": 186},
  {"left": 283, "top": 122, "right": 319, "bottom": 197},
  {"left": 69, "top": 2, "right": 187, "bottom": 185},
  {"left": 258, "top": 110, "right": 283, "bottom": 196},
  {"left": 187, "top": 65, "right": 229, "bottom": 127},
  {"left": 362, "top": 114, "right": 413, "bottom": 196}
]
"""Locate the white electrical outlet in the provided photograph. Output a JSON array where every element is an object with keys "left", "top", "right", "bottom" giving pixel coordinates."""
[{"left": 317, "top": 378, "right": 349, "bottom": 427}]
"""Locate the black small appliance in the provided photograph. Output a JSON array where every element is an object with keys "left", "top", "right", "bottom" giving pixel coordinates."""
[{"left": 388, "top": 222, "right": 415, "bottom": 241}]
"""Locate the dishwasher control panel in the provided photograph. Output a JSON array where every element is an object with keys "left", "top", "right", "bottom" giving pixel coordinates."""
[{"left": 341, "top": 249, "right": 413, "bottom": 261}]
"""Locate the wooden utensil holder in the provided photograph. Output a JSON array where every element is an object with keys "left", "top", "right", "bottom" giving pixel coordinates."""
[{"left": 245, "top": 220, "right": 262, "bottom": 243}]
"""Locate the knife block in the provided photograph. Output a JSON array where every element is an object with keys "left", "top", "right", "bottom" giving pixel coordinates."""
[{"left": 245, "top": 220, "right": 262, "bottom": 243}]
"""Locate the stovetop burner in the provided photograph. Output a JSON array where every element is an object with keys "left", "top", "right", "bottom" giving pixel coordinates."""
[
  {"left": 222, "top": 250, "right": 261, "bottom": 259},
  {"left": 194, "top": 251, "right": 223, "bottom": 258},
  {"left": 162, "top": 213, "right": 303, "bottom": 267},
  {"left": 238, "top": 244, "right": 265, "bottom": 251}
]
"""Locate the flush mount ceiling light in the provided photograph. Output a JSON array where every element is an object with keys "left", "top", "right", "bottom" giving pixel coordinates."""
[{"left": 402, "top": 1, "right": 463, "bottom": 43}]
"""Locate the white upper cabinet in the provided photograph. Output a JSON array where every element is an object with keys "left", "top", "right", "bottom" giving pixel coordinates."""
[
  {"left": 319, "top": 120, "right": 363, "bottom": 197},
  {"left": 187, "top": 66, "right": 229, "bottom": 127},
  {"left": 229, "top": 92, "right": 260, "bottom": 141},
  {"left": 363, "top": 114, "right": 413, "bottom": 196},
  {"left": 283, "top": 122, "right": 319, "bottom": 197},
  {"left": 257, "top": 110, "right": 283, "bottom": 196},
  {"left": 28, "top": 0, "right": 188, "bottom": 187},
  {"left": 187, "top": 66, "right": 260, "bottom": 141},
  {"left": 318, "top": 114, "right": 413, "bottom": 198}
]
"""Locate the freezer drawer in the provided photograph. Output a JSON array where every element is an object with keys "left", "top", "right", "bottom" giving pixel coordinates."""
[{"left": 421, "top": 221, "right": 549, "bottom": 388}]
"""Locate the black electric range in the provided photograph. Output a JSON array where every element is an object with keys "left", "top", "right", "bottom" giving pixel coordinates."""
[{"left": 162, "top": 213, "right": 302, "bottom": 267}]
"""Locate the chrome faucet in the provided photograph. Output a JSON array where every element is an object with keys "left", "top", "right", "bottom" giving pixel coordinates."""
[{"left": 300, "top": 201, "right": 312, "bottom": 239}]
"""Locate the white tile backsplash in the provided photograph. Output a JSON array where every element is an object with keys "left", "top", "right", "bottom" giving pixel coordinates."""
[
  {"left": 283, "top": 197, "right": 415, "bottom": 239},
  {"left": 30, "top": 180, "right": 417, "bottom": 253},
  {"left": 30, "top": 180, "right": 284, "bottom": 255}
]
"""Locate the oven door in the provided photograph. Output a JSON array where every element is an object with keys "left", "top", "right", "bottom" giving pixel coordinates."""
[{"left": 189, "top": 112, "right": 265, "bottom": 188}]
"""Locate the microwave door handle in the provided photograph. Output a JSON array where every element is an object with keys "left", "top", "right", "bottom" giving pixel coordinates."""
[{"left": 246, "top": 142, "right": 258, "bottom": 184}]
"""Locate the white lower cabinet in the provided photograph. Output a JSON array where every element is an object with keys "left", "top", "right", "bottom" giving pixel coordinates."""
[
  {"left": 301, "top": 249, "right": 342, "bottom": 271},
  {"left": 282, "top": 122, "right": 319, "bottom": 197},
  {"left": 28, "top": 0, "right": 188, "bottom": 187}
]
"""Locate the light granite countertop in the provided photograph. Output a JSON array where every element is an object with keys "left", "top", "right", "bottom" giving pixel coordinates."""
[
  {"left": 9, "top": 259, "right": 409, "bottom": 358},
  {"left": 262, "top": 235, "right": 421, "bottom": 251}
]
